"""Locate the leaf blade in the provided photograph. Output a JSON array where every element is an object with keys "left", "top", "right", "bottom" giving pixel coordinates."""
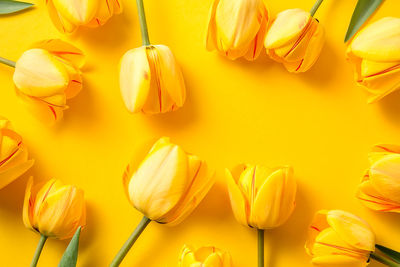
[
  {"left": 376, "top": 244, "right": 400, "bottom": 263},
  {"left": 344, "top": 0, "right": 383, "bottom": 42},
  {"left": 0, "top": 0, "right": 33, "bottom": 15},
  {"left": 58, "top": 227, "right": 81, "bottom": 267}
]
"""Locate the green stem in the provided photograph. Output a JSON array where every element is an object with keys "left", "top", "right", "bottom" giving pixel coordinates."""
[
  {"left": 310, "top": 0, "right": 324, "bottom": 17},
  {"left": 0, "top": 56, "right": 16, "bottom": 68},
  {"left": 370, "top": 253, "right": 400, "bottom": 267},
  {"left": 30, "top": 235, "right": 47, "bottom": 267},
  {"left": 110, "top": 216, "right": 151, "bottom": 267},
  {"left": 135, "top": 0, "right": 150, "bottom": 46},
  {"left": 258, "top": 229, "right": 264, "bottom": 267}
]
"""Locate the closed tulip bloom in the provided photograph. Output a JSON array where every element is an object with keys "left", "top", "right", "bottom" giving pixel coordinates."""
[
  {"left": 346, "top": 17, "right": 400, "bottom": 103},
  {"left": 179, "top": 245, "right": 233, "bottom": 267},
  {"left": 356, "top": 144, "right": 400, "bottom": 213},
  {"left": 264, "top": 9, "right": 325, "bottom": 73},
  {"left": 23, "top": 177, "right": 86, "bottom": 240},
  {"left": 119, "top": 45, "right": 186, "bottom": 114},
  {"left": 0, "top": 117, "right": 34, "bottom": 189},
  {"left": 13, "top": 39, "right": 84, "bottom": 122},
  {"left": 46, "top": 0, "right": 122, "bottom": 33},
  {"left": 123, "top": 137, "right": 214, "bottom": 225},
  {"left": 206, "top": 0, "right": 269, "bottom": 61},
  {"left": 226, "top": 164, "right": 296, "bottom": 229},
  {"left": 305, "top": 210, "right": 375, "bottom": 266}
]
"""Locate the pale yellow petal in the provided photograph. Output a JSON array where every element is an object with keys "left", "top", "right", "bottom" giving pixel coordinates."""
[
  {"left": 226, "top": 168, "right": 248, "bottom": 226},
  {"left": 356, "top": 180, "right": 400, "bottom": 212},
  {"left": 52, "top": 0, "right": 97, "bottom": 25}
]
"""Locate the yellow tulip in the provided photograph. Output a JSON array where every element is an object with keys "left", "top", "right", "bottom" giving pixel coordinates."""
[
  {"left": 305, "top": 210, "right": 375, "bottom": 266},
  {"left": 264, "top": 8, "right": 325, "bottom": 73},
  {"left": 226, "top": 164, "right": 296, "bottom": 229},
  {"left": 123, "top": 137, "right": 214, "bottom": 225},
  {"left": 46, "top": 0, "right": 122, "bottom": 33},
  {"left": 0, "top": 117, "right": 34, "bottom": 189},
  {"left": 23, "top": 177, "right": 86, "bottom": 240},
  {"left": 119, "top": 45, "right": 186, "bottom": 114},
  {"left": 13, "top": 39, "right": 84, "bottom": 122},
  {"left": 179, "top": 244, "right": 233, "bottom": 267},
  {"left": 206, "top": 0, "right": 269, "bottom": 61},
  {"left": 346, "top": 17, "right": 400, "bottom": 103},
  {"left": 356, "top": 144, "right": 400, "bottom": 213}
]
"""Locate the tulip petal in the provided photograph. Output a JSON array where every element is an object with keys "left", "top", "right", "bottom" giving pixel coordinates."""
[
  {"left": 119, "top": 47, "right": 151, "bottom": 113},
  {"left": 305, "top": 210, "right": 330, "bottom": 256},
  {"left": 0, "top": 153, "right": 33, "bottom": 190},
  {"left": 368, "top": 144, "right": 400, "bottom": 164},
  {"left": 350, "top": 17, "right": 400, "bottom": 62},
  {"left": 46, "top": 0, "right": 77, "bottom": 33},
  {"left": 312, "top": 255, "right": 367, "bottom": 267},
  {"left": 356, "top": 179, "right": 400, "bottom": 212},
  {"left": 203, "top": 252, "right": 223, "bottom": 267},
  {"left": 51, "top": 0, "right": 97, "bottom": 25},
  {"left": 225, "top": 168, "right": 248, "bottom": 226},
  {"left": 22, "top": 177, "right": 34, "bottom": 230},
  {"left": 205, "top": 0, "right": 220, "bottom": 52},
  {"left": 326, "top": 210, "right": 375, "bottom": 252},
  {"left": 179, "top": 245, "right": 197, "bottom": 267},
  {"left": 243, "top": 6, "right": 268, "bottom": 61}
]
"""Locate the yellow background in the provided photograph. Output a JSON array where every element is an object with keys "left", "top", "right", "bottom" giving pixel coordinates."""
[{"left": 0, "top": 0, "right": 399, "bottom": 266}]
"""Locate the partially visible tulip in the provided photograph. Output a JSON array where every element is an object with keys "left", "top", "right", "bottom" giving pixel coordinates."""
[
  {"left": 305, "top": 210, "right": 375, "bottom": 266},
  {"left": 13, "top": 39, "right": 84, "bottom": 122},
  {"left": 226, "top": 164, "right": 296, "bottom": 229},
  {"left": 0, "top": 117, "right": 34, "bottom": 189},
  {"left": 119, "top": 45, "right": 186, "bottom": 114},
  {"left": 23, "top": 177, "right": 86, "bottom": 240},
  {"left": 46, "top": 0, "right": 122, "bottom": 33},
  {"left": 356, "top": 144, "right": 400, "bottom": 213},
  {"left": 179, "top": 244, "right": 233, "bottom": 267},
  {"left": 346, "top": 17, "right": 400, "bottom": 103},
  {"left": 123, "top": 137, "right": 214, "bottom": 225},
  {"left": 264, "top": 8, "right": 325, "bottom": 73},
  {"left": 206, "top": 0, "right": 269, "bottom": 61}
]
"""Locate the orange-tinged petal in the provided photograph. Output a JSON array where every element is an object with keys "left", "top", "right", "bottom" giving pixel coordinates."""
[
  {"left": 312, "top": 255, "right": 367, "bottom": 267},
  {"left": 46, "top": 0, "right": 78, "bottom": 33},
  {"left": 179, "top": 245, "right": 197, "bottom": 267},
  {"left": 226, "top": 168, "right": 248, "bottom": 226},
  {"left": 243, "top": 6, "right": 268, "bottom": 61},
  {"left": 326, "top": 210, "right": 375, "bottom": 252},
  {"left": 52, "top": 0, "right": 97, "bottom": 25},
  {"left": 0, "top": 152, "right": 33, "bottom": 190},
  {"left": 205, "top": 0, "right": 220, "bottom": 52},
  {"left": 264, "top": 9, "right": 310, "bottom": 49},
  {"left": 305, "top": 210, "right": 330, "bottom": 255},
  {"left": 350, "top": 17, "right": 400, "bottom": 62},
  {"left": 128, "top": 143, "right": 189, "bottom": 221},
  {"left": 360, "top": 59, "right": 400, "bottom": 77},
  {"left": 203, "top": 253, "right": 223, "bottom": 267},
  {"left": 14, "top": 49, "right": 69, "bottom": 97},
  {"left": 356, "top": 180, "right": 400, "bottom": 212},
  {"left": 368, "top": 144, "right": 400, "bottom": 164},
  {"left": 119, "top": 47, "right": 151, "bottom": 113},
  {"left": 22, "top": 177, "right": 34, "bottom": 230}
]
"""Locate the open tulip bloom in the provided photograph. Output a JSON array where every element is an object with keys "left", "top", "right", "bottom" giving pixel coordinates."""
[
  {"left": 0, "top": 39, "right": 84, "bottom": 122},
  {"left": 179, "top": 244, "right": 233, "bottom": 267},
  {"left": 306, "top": 210, "right": 400, "bottom": 267},
  {"left": 226, "top": 164, "right": 296, "bottom": 267},
  {"left": 23, "top": 178, "right": 86, "bottom": 267},
  {"left": 119, "top": 0, "right": 186, "bottom": 114},
  {"left": 110, "top": 137, "right": 215, "bottom": 266}
]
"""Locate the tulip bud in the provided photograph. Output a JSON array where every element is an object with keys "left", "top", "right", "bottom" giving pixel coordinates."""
[
  {"left": 264, "top": 9, "right": 324, "bottom": 73},
  {"left": 179, "top": 244, "right": 233, "bottom": 267},
  {"left": 356, "top": 144, "right": 400, "bottom": 213},
  {"left": 206, "top": 0, "right": 269, "bottom": 61},
  {"left": 46, "top": 0, "right": 122, "bottom": 33},
  {"left": 119, "top": 45, "right": 186, "bottom": 114},
  {"left": 226, "top": 164, "right": 296, "bottom": 229},
  {"left": 305, "top": 210, "right": 375, "bottom": 266},
  {"left": 0, "top": 117, "right": 34, "bottom": 189},
  {"left": 23, "top": 178, "right": 86, "bottom": 239},
  {"left": 123, "top": 137, "right": 214, "bottom": 225},
  {"left": 346, "top": 17, "right": 400, "bottom": 103},
  {"left": 13, "top": 39, "right": 84, "bottom": 122}
]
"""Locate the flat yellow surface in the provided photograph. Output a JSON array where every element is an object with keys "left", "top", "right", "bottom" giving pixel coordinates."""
[{"left": 0, "top": 0, "right": 399, "bottom": 266}]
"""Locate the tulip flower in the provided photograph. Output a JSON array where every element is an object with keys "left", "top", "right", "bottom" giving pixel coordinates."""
[
  {"left": 119, "top": 0, "right": 186, "bottom": 114},
  {"left": 23, "top": 177, "right": 86, "bottom": 267},
  {"left": 0, "top": 39, "right": 84, "bottom": 122},
  {"left": 264, "top": 8, "right": 325, "bottom": 73},
  {"left": 110, "top": 137, "right": 214, "bottom": 266},
  {"left": 346, "top": 17, "right": 400, "bottom": 103},
  {"left": 46, "top": 0, "right": 122, "bottom": 33},
  {"left": 179, "top": 244, "right": 233, "bottom": 267},
  {"left": 205, "top": 0, "right": 269, "bottom": 61},
  {"left": 0, "top": 117, "right": 34, "bottom": 189},
  {"left": 356, "top": 144, "right": 400, "bottom": 213},
  {"left": 226, "top": 164, "right": 296, "bottom": 267},
  {"left": 305, "top": 210, "right": 375, "bottom": 266}
]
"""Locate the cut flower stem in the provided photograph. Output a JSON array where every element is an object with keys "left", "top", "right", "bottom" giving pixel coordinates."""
[
  {"left": 30, "top": 235, "right": 47, "bottom": 267},
  {"left": 136, "top": 0, "right": 150, "bottom": 46},
  {"left": 370, "top": 252, "right": 400, "bottom": 267},
  {"left": 110, "top": 216, "right": 151, "bottom": 267},
  {"left": 310, "top": 0, "right": 324, "bottom": 17},
  {"left": 258, "top": 229, "right": 264, "bottom": 267},
  {"left": 0, "top": 56, "right": 16, "bottom": 68}
]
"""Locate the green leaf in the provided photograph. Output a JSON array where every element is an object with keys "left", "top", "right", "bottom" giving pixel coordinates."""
[
  {"left": 58, "top": 227, "right": 81, "bottom": 267},
  {"left": 376, "top": 244, "right": 400, "bottom": 263},
  {"left": 0, "top": 0, "right": 33, "bottom": 15},
  {"left": 344, "top": 0, "right": 383, "bottom": 42}
]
